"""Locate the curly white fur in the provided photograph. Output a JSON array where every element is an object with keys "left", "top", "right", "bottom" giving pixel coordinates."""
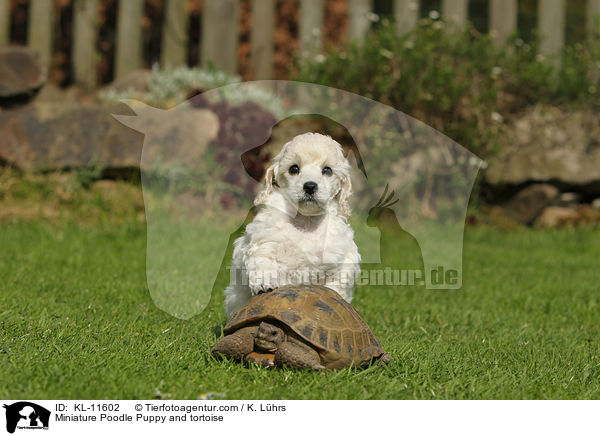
[{"left": 224, "top": 133, "right": 361, "bottom": 318}]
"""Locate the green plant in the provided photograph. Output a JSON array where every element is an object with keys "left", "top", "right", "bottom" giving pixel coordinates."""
[
  {"left": 294, "top": 18, "right": 600, "bottom": 159},
  {"left": 98, "top": 64, "right": 240, "bottom": 108},
  {"left": 98, "top": 65, "right": 285, "bottom": 116},
  {"left": 295, "top": 19, "right": 501, "bottom": 157},
  {"left": 558, "top": 40, "right": 600, "bottom": 105},
  {"left": 72, "top": 159, "right": 104, "bottom": 190}
]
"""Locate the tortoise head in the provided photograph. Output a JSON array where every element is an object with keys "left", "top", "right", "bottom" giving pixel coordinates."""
[{"left": 255, "top": 322, "right": 285, "bottom": 352}]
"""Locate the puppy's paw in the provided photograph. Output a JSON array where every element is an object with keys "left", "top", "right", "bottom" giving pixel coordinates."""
[{"left": 248, "top": 270, "right": 280, "bottom": 296}]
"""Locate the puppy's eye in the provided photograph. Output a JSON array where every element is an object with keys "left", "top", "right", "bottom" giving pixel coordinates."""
[
  {"left": 289, "top": 164, "right": 300, "bottom": 175},
  {"left": 322, "top": 166, "right": 333, "bottom": 176}
]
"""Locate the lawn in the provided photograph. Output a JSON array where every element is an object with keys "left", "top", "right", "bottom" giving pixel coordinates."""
[{"left": 1, "top": 211, "right": 599, "bottom": 400}]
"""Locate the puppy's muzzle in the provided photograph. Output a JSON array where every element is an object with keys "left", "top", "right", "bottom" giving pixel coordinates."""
[{"left": 303, "top": 181, "right": 318, "bottom": 195}]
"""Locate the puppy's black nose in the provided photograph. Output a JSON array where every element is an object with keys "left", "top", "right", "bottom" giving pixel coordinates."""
[{"left": 303, "top": 181, "right": 318, "bottom": 195}]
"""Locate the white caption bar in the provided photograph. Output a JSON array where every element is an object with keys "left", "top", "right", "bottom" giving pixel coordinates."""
[{"left": 0, "top": 400, "right": 597, "bottom": 436}]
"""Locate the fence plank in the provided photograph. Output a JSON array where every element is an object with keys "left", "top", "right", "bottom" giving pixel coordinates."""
[
  {"left": 538, "top": 0, "right": 565, "bottom": 64},
  {"left": 441, "top": 0, "right": 468, "bottom": 25},
  {"left": 299, "top": 0, "right": 324, "bottom": 58},
  {"left": 348, "top": 0, "right": 371, "bottom": 41},
  {"left": 250, "top": 0, "right": 275, "bottom": 79},
  {"left": 489, "top": 0, "right": 517, "bottom": 44},
  {"left": 115, "top": 0, "right": 144, "bottom": 79},
  {"left": 588, "top": 0, "right": 600, "bottom": 34},
  {"left": 394, "top": 0, "right": 419, "bottom": 34},
  {"left": 0, "top": 0, "right": 9, "bottom": 45},
  {"left": 73, "top": 0, "right": 98, "bottom": 89},
  {"left": 27, "top": 0, "right": 54, "bottom": 68},
  {"left": 201, "top": 0, "right": 240, "bottom": 73},
  {"left": 161, "top": 0, "right": 189, "bottom": 67}
]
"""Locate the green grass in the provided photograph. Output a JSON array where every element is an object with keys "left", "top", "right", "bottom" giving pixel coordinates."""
[{"left": 1, "top": 219, "right": 599, "bottom": 399}]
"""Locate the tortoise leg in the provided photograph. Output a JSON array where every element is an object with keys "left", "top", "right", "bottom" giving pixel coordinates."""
[
  {"left": 244, "top": 352, "right": 275, "bottom": 368},
  {"left": 210, "top": 326, "right": 257, "bottom": 360},
  {"left": 275, "top": 340, "right": 325, "bottom": 370}
]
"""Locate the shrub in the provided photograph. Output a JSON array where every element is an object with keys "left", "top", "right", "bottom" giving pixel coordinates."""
[
  {"left": 98, "top": 64, "right": 284, "bottom": 116},
  {"left": 294, "top": 17, "right": 600, "bottom": 159}
]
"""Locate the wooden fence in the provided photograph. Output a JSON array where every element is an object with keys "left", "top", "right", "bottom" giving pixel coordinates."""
[{"left": 1, "top": 0, "right": 600, "bottom": 89}]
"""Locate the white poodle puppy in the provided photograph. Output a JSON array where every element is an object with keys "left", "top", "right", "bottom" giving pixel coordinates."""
[{"left": 224, "top": 132, "right": 361, "bottom": 318}]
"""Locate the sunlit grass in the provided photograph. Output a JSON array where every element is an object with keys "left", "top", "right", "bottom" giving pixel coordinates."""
[{"left": 1, "top": 217, "right": 598, "bottom": 399}]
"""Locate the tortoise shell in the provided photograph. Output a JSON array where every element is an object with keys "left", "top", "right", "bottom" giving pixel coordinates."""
[{"left": 225, "top": 284, "right": 387, "bottom": 368}]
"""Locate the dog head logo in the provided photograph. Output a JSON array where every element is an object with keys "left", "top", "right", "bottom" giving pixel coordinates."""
[
  {"left": 114, "top": 81, "right": 483, "bottom": 319},
  {"left": 3, "top": 402, "right": 50, "bottom": 433}
]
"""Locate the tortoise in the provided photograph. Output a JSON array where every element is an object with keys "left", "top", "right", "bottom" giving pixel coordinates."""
[{"left": 210, "top": 284, "right": 391, "bottom": 370}]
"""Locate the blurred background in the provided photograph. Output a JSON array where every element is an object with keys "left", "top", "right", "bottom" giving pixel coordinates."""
[
  {"left": 0, "top": 0, "right": 595, "bottom": 84},
  {"left": 1, "top": 0, "right": 600, "bottom": 226}
]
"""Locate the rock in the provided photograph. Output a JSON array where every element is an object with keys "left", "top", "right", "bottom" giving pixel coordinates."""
[
  {"left": 576, "top": 204, "right": 600, "bottom": 223},
  {"left": 35, "top": 84, "right": 85, "bottom": 103},
  {"left": 34, "top": 83, "right": 66, "bottom": 102},
  {"left": 0, "top": 46, "right": 47, "bottom": 107},
  {"left": 486, "top": 105, "right": 600, "bottom": 192},
  {"left": 113, "top": 101, "right": 220, "bottom": 170},
  {"left": 0, "top": 103, "right": 140, "bottom": 170},
  {"left": 100, "top": 69, "right": 151, "bottom": 94},
  {"left": 0, "top": 102, "right": 219, "bottom": 172},
  {"left": 554, "top": 192, "right": 581, "bottom": 207},
  {"left": 535, "top": 206, "right": 581, "bottom": 227},
  {"left": 502, "top": 183, "right": 559, "bottom": 224},
  {"left": 591, "top": 198, "right": 600, "bottom": 210}
]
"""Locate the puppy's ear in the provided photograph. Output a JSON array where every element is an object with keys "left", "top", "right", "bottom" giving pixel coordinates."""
[
  {"left": 254, "top": 163, "right": 277, "bottom": 206},
  {"left": 337, "top": 173, "right": 352, "bottom": 218},
  {"left": 255, "top": 142, "right": 290, "bottom": 206}
]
